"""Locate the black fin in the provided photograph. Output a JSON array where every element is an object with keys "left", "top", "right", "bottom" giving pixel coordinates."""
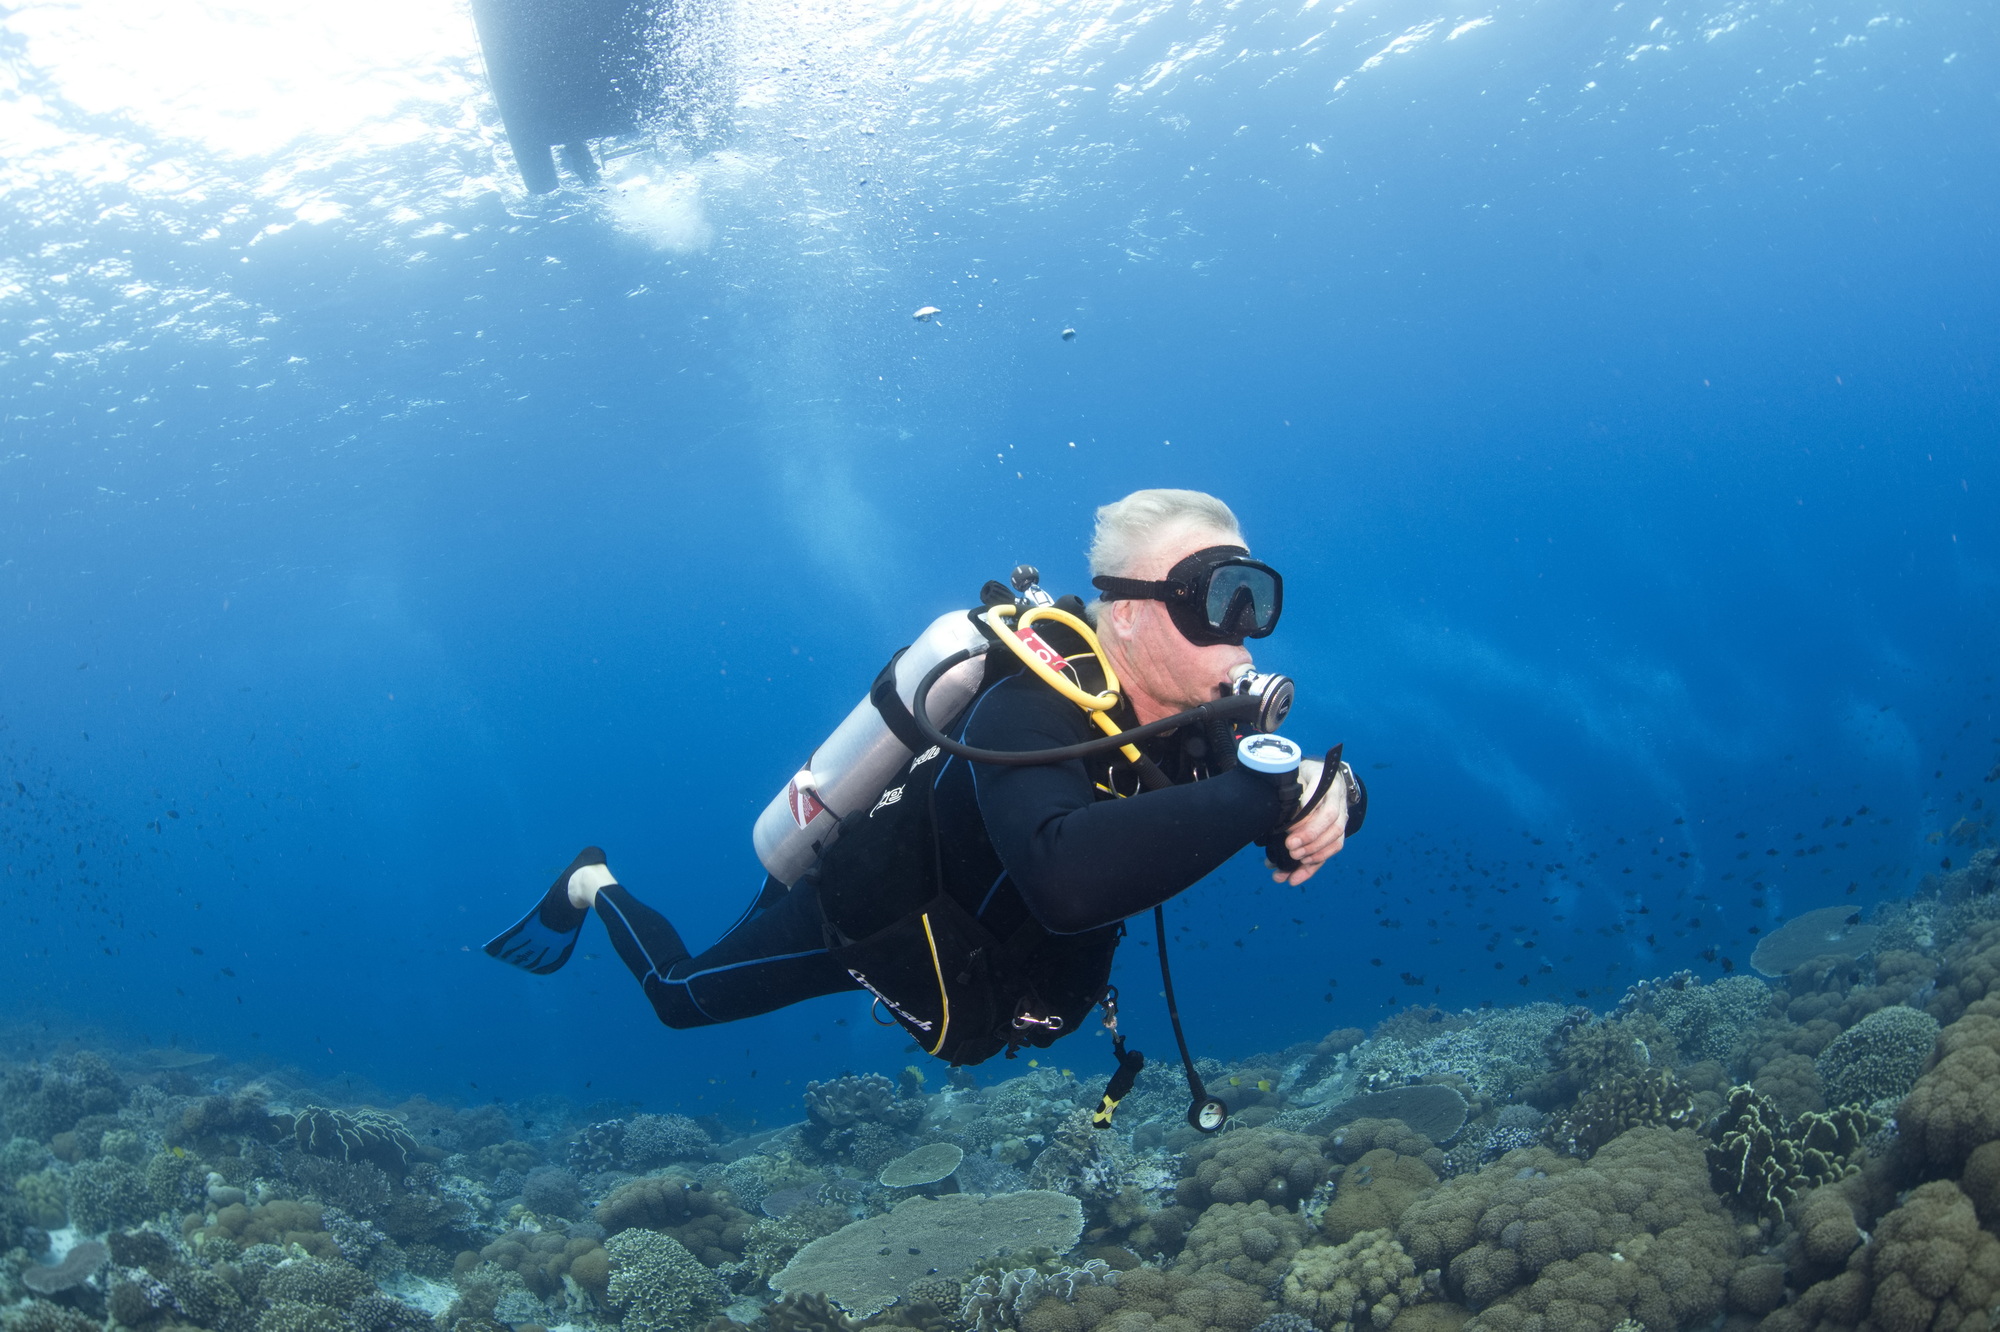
[{"left": 484, "top": 846, "right": 605, "bottom": 975}]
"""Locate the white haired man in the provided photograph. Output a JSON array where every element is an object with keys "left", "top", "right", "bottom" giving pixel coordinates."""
[{"left": 487, "top": 489, "right": 1356, "bottom": 1067}]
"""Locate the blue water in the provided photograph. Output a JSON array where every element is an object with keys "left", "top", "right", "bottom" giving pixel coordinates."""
[{"left": 1, "top": 0, "right": 1994, "bottom": 1128}]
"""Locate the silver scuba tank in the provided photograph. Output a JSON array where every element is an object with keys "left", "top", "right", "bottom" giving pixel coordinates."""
[{"left": 752, "top": 608, "right": 992, "bottom": 886}]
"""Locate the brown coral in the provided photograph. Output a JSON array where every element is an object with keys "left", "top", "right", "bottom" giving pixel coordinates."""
[
  {"left": 476, "top": 1228, "right": 607, "bottom": 1300},
  {"left": 1321, "top": 1150, "right": 1440, "bottom": 1245},
  {"left": 185, "top": 1199, "right": 339, "bottom": 1260},
  {"left": 1545, "top": 1069, "right": 1698, "bottom": 1158},
  {"left": 1176, "top": 1128, "right": 1329, "bottom": 1211},
  {"left": 1895, "top": 1012, "right": 2000, "bottom": 1176},
  {"left": 1175, "top": 1199, "right": 1306, "bottom": 1288},
  {"left": 1926, "top": 919, "right": 2000, "bottom": 1024},
  {"left": 1283, "top": 1228, "right": 1432, "bottom": 1331},
  {"left": 592, "top": 1176, "right": 754, "bottom": 1265},
  {"left": 1773, "top": 1180, "right": 2000, "bottom": 1332},
  {"left": 1397, "top": 1127, "right": 1738, "bottom": 1332}
]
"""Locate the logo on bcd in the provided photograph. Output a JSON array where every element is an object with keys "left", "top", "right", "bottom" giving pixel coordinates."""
[
  {"left": 1015, "top": 628, "right": 1068, "bottom": 672},
  {"left": 787, "top": 773, "right": 827, "bottom": 829},
  {"left": 846, "top": 968, "right": 934, "bottom": 1032}
]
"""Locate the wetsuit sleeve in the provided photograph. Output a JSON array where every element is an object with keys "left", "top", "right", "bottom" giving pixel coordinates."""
[{"left": 964, "top": 675, "right": 1290, "bottom": 934}]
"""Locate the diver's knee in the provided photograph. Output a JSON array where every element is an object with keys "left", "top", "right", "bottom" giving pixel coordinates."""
[{"left": 643, "top": 978, "right": 714, "bottom": 1029}]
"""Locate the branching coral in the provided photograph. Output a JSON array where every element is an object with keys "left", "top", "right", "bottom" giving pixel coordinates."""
[
  {"left": 66, "top": 1156, "right": 152, "bottom": 1232},
  {"left": 1704, "top": 1086, "right": 1874, "bottom": 1221},
  {"left": 604, "top": 1228, "right": 730, "bottom": 1332},
  {"left": 1544, "top": 1070, "right": 1696, "bottom": 1159},
  {"left": 0, "top": 1052, "right": 125, "bottom": 1141},
  {"left": 624, "top": 1113, "right": 716, "bottom": 1168},
  {"left": 1813, "top": 1004, "right": 1939, "bottom": 1108},
  {"left": 1651, "top": 974, "right": 1776, "bottom": 1064}
]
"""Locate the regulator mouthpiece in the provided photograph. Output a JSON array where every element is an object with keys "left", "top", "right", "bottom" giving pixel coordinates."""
[{"left": 1228, "top": 665, "right": 1294, "bottom": 733}]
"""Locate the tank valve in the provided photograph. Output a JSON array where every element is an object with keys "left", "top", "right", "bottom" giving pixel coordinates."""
[{"left": 1011, "top": 564, "right": 1055, "bottom": 608}]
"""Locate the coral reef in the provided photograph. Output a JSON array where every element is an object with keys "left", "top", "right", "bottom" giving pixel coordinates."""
[
  {"left": 1894, "top": 1007, "right": 2000, "bottom": 1176},
  {"left": 1398, "top": 1127, "right": 1738, "bottom": 1330},
  {"left": 605, "top": 1228, "right": 731, "bottom": 1332},
  {"left": 1319, "top": 1149, "right": 1439, "bottom": 1245},
  {"left": 1176, "top": 1128, "right": 1328, "bottom": 1211},
  {"left": 773, "top": 1191, "right": 1085, "bottom": 1317},
  {"left": 1544, "top": 1069, "right": 1697, "bottom": 1158},
  {"left": 879, "top": 1142, "right": 964, "bottom": 1189},
  {"left": 1704, "top": 1086, "right": 1874, "bottom": 1221},
  {"left": 1281, "top": 1228, "right": 1431, "bottom": 1331},
  {"left": 10, "top": 851, "right": 1999, "bottom": 1332},
  {"left": 1765, "top": 1180, "right": 2000, "bottom": 1332},
  {"left": 1812, "top": 1004, "right": 1939, "bottom": 1108}
]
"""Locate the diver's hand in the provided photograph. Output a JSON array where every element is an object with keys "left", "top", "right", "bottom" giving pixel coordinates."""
[{"left": 1270, "top": 758, "right": 1348, "bottom": 886}]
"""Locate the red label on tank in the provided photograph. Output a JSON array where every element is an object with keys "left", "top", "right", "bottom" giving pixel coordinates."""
[
  {"left": 1015, "top": 628, "right": 1068, "bottom": 671},
  {"left": 788, "top": 775, "right": 826, "bottom": 829}
]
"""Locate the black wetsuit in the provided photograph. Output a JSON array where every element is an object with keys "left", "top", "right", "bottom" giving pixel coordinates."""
[{"left": 593, "top": 667, "right": 1294, "bottom": 1036}]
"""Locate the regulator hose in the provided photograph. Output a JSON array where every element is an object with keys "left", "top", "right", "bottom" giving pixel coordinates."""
[{"left": 910, "top": 645, "right": 1266, "bottom": 766}]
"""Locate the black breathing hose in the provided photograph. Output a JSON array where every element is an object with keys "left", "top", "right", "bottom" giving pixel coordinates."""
[{"left": 910, "top": 645, "right": 1265, "bottom": 765}]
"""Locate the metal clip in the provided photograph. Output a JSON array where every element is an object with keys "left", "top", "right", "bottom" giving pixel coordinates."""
[{"left": 1012, "top": 1011, "right": 1065, "bottom": 1032}]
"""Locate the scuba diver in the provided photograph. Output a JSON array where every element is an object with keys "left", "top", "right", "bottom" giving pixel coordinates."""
[{"left": 485, "top": 489, "right": 1365, "bottom": 1128}]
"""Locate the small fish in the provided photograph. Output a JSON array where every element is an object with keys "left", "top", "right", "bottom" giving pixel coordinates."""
[
  {"left": 1256, "top": 1079, "right": 1273, "bottom": 1092},
  {"left": 912, "top": 306, "right": 941, "bottom": 322}
]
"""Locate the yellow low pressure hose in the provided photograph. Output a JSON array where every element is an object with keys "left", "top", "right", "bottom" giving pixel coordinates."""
[{"left": 981, "top": 604, "right": 1146, "bottom": 765}]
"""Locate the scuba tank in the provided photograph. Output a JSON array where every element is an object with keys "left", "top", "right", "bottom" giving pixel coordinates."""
[{"left": 752, "top": 609, "right": 991, "bottom": 886}]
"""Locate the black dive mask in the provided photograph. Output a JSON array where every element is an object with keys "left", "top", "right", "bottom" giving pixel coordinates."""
[{"left": 1091, "top": 545, "right": 1284, "bottom": 647}]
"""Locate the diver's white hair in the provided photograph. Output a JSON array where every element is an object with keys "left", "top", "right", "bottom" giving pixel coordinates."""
[{"left": 1088, "top": 488, "right": 1244, "bottom": 580}]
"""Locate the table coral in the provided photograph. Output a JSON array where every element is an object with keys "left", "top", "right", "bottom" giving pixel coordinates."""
[
  {"left": 1813, "top": 1004, "right": 1939, "bottom": 1108},
  {"left": 1281, "top": 1228, "right": 1431, "bottom": 1331},
  {"left": 773, "top": 1191, "right": 1084, "bottom": 1318}
]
